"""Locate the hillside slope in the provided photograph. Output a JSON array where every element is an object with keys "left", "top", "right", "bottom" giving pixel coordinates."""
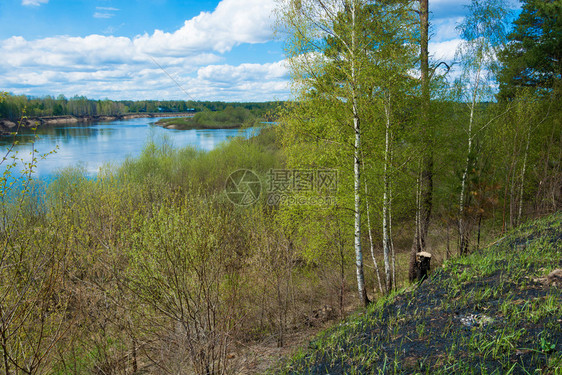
[{"left": 276, "top": 213, "right": 562, "bottom": 374}]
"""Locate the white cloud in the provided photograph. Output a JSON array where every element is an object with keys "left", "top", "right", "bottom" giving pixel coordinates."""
[
  {"left": 431, "top": 17, "right": 463, "bottom": 43},
  {"left": 4, "top": 0, "right": 276, "bottom": 64},
  {"left": 429, "top": 39, "right": 462, "bottom": 62},
  {"left": 94, "top": 6, "right": 119, "bottom": 19},
  {"left": 197, "top": 61, "right": 288, "bottom": 83},
  {"left": 22, "top": 0, "right": 48, "bottom": 6},
  {"left": 189, "top": 61, "right": 289, "bottom": 100},
  {"left": 134, "top": 0, "right": 275, "bottom": 56},
  {"left": 0, "top": 0, "right": 286, "bottom": 101},
  {"left": 188, "top": 61, "right": 289, "bottom": 101},
  {"left": 94, "top": 12, "right": 114, "bottom": 19}
]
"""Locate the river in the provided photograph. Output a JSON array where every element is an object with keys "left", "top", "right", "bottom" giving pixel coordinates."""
[{"left": 0, "top": 118, "right": 258, "bottom": 180}]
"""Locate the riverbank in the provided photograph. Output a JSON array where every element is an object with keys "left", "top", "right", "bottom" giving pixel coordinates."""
[
  {"left": 0, "top": 112, "right": 194, "bottom": 134},
  {"left": 0, "top": 117, "right": 257, "bottom": 179},
  {"left": 155, "top": 116, "right": 242, "bottom": 130},
  {"left": 155, "top": 106, "right": 264, "bottom": 130}
]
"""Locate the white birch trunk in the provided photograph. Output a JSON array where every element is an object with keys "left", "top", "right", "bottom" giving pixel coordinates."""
[
  {"left": 362, "top": 159, "right": 384, "bottom": 294},
  {"left": 382, "top": 94, "right": 392, "bottom": 292},
  {"left": 389, "top": 163, "right": 396, "bottom": 292},
  {"left": 458, "top": 65, "right": 481, "bottom": 255},
  {"left": 350, "top": 0, "right": 368, "bottom": 306},
  {"left": 387, "top": 129, "right": 396, "bottom": 291}
]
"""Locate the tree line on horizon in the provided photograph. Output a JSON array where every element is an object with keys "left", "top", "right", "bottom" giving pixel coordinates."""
[{"left": 0, "top": 93, "right": 283, "bottom": 122}]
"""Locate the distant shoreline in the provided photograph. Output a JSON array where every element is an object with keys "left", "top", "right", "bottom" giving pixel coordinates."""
[
  {"left": 0, "top": 112, "right": 195, "bottom": 134},
  {"left": 155, "top": 116, "right": 242, "bottom": 130}
]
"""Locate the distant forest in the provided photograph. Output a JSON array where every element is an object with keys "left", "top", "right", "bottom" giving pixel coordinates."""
[{"left": 0, "top": 93, "right": 283, "bottom": 121}]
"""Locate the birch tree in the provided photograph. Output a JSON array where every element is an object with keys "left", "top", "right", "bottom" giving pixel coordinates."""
[
  {"left": 365, "top": 15, "right": 416, "bottom": 292},
  {"left": 278, "top": 0, "right": 373, "bottom": 306},
  {"left": 278, "top": 0, "right": 415, "bottom": 302},
  {"left": 454, "top": 0, "right": 508, "bottom": 254}
]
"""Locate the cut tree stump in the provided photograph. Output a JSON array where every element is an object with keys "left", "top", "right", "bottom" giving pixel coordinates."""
[{"left": 413, "top": 251, "right": 432, "bottom": 282}]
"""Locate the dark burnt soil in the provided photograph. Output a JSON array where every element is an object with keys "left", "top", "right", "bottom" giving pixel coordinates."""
[{"left": 276, "top": 213, "right": 562, "bottom": 374}]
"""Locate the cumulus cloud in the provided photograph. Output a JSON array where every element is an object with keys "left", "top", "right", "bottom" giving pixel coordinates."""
[
  {"left": 187, "top": 63, "right": 289, "bottom": 101},
  {"left": 1, "top": 0, "right": 287, "bottom": 101},
  {"left": 4, "top": 0, "right": 276, "bottom": 64},
  {"left": 22, "top": 0, "right": 48, "bottom": 6},
  {"left": 430, "top": 39, "right": 462, "bottom": 62},
  {"left": 429, "top": 13, "right": 466, "bottom": 65},
  {"left": 133, "top": 0, "right": 276, "bottom": 56},
  {"left": 189, "top": 61, "right": 289, "bottom": 100},
  {"left": 197, "top": 61, "right": 288, "bottom": 83},
  {"left": 431, "top": 17, "right": 463, "bottom": 43},
  {"left": 0, "top": 60, "right": 290, "bottom": 102}
]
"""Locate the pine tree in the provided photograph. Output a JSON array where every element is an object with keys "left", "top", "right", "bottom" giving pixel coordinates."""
[{"left": 498, "top": 0, "right": 562, "bottom": 99}]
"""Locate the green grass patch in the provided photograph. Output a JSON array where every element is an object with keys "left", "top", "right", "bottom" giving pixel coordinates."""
[{"left": 274, "top": 212, "right": 562, "bottom": 374}]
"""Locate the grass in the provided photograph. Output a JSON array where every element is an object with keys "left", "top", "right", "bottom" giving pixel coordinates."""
[{"left": 274, "top": 212, "right": 562, "bottom": 374}]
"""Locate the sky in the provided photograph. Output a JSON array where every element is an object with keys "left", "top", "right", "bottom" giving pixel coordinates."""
[{"left": 0, "top": 0, "right": 517, "bottom": 102}]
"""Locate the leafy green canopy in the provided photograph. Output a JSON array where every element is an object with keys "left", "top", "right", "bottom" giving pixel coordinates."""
[{"left": 498, "top": 0, "right": 562, "bottom": 99}]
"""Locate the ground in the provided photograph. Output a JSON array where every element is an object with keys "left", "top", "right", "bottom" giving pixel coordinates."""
[{"left": 275, "top": 213, "right": 562, "bottom": 374}]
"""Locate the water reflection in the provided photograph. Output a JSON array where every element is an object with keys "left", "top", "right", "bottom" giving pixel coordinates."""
[{"left": 0, "top": 118, "right": 256, "bottom": 179}]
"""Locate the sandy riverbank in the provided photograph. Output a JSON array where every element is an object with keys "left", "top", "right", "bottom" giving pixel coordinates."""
[{"left": 0, "top": 112, "right": 194, "bottom": 134}]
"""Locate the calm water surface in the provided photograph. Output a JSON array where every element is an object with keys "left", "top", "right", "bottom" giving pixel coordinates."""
[{"left": 0, "top": 118, "right": 258, "bottom": 179}]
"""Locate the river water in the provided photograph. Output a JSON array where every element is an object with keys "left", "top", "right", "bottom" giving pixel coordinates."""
[{"left": 0, "top": 118, "right": 258, "bottom": 180}]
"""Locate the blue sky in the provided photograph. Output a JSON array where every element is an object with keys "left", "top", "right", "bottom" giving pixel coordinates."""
[{"left": 0, "top": 0, "right": 517, "bottom": 102}]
